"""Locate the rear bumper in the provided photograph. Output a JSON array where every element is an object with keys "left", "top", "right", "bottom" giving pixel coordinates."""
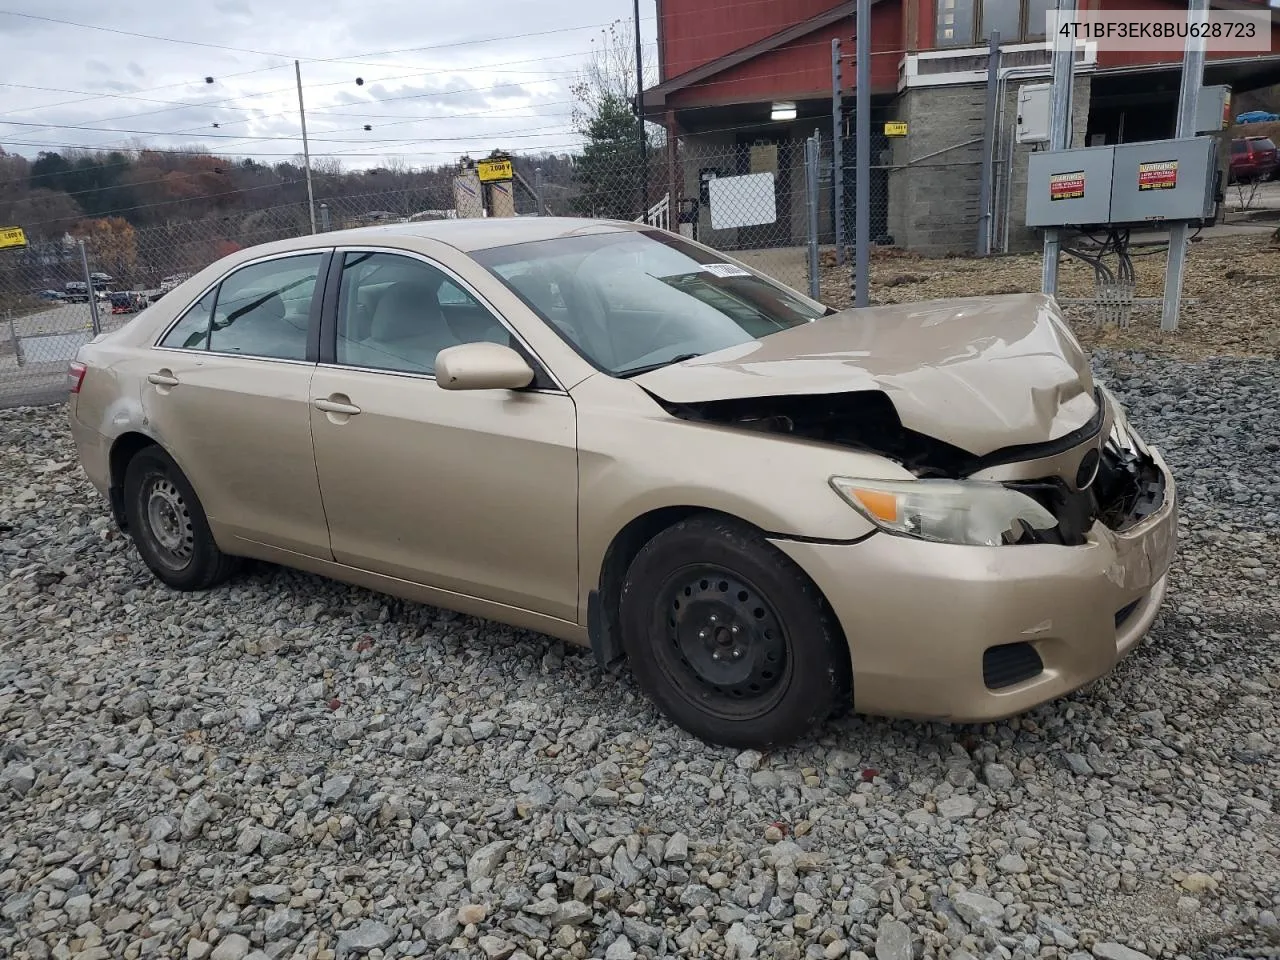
[
  {"left": 68, "top": 413, "right": 111, "bottom": 500},
  {"left": 772, "top": 447, "right": 1178, "bottom": 723}
]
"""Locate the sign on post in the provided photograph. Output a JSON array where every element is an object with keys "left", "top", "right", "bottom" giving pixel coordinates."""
[
  {"left": 0, "top": 226, "right": 27, "bottom": 249},
  {"left": 884, "top": 122, "right": 908, "bottom": 137},
  {"left": 476, "top": 159, "right": 513, "bottom": 183}
]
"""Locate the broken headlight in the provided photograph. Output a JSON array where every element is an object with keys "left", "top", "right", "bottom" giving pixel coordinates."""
[{"left": 829, "top": 476, "right": 1058, "bottom": 547}]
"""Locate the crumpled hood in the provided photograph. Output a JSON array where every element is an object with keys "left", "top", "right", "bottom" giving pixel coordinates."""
[{"left": 633, "top": 292, "right": 1098, "bottom": 457}]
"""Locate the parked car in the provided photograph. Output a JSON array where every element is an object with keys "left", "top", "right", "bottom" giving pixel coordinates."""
[
  {"left": 36, "top": 289, "right": 65, "bottom": 302},
  {"left": 65, "top": 218, "right": 1178, "bottom": 749},
  {"left": 1235, "top": 110, "right": 1279, "bottom": 124},
  {"left": 63, "top": 281, "right": 108, "bottom": 303},
  {"left": 1229, "top": 136, "right": 1278, "bottom": 182},
  {"left": 108, "top": 291, "right": 146, "bottom": 314}
]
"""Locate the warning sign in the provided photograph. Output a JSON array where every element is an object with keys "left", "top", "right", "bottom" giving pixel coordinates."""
[
  {"left": 0, "top": 225, "right": 26, "bottom": 249},
  {"left": 1049, "top": 171, "right": 1085, "bottom": 201},
  {"left": 1138, "top": 160, "right": 1178, "bottom": 191},
  {"left": 476, "top": 158, "right": 513, "bottom": 183}
]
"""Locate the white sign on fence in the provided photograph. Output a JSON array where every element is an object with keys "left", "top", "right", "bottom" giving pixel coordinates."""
[{"left": 708, "top": 173, "right": 776, "bottom": 230}]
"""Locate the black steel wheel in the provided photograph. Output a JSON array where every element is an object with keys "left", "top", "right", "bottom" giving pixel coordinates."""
[
  {"left": 655, "top": 567, "right": 791, "bottom": 721},
  {"left": 618, "top": 513, "right": 850, "bottom": 749},
  {"left": 123, "top": 445, "right": 238, "bottom": 591}
]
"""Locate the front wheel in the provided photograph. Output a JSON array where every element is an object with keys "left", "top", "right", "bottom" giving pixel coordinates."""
[
  {"left": 122, "top": 446, "right": 238, "bottom": 591},
  {"left": 618, "top": 514, "right": 850, "bottom": 750}
]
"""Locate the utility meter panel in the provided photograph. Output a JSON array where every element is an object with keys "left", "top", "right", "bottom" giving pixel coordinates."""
[
  {"left": 1016, "top": 84, "right": 1052, "bottom": 145},
  {"left": 1109, "top": 137, "right": 1218, "bottom": 225},
  {"left": 1025, "top": 146, "right": 1116, "bottom": 227},
  {"left": 1195, "top": 84, "right": 1231, "bottom": 134}
]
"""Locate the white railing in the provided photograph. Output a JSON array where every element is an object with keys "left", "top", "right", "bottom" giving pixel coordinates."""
[{"left": 635, "top": 192, "right": 671, "bottom": 230}]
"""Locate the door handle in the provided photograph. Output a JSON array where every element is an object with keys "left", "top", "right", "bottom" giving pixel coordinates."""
[
  {"left": 313, "top": 397, "right": 362, "bottom": 416},
  {"left": 147, "top": 371, "right": 179, "bottom": 387}
]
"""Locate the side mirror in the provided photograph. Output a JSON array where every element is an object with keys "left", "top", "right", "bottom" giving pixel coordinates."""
[{"left": 435, "top": 341, "right": 535, "bottom": 391}]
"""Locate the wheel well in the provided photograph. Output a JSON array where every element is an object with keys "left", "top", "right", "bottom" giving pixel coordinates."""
[
  {"left": 592, "top": 507, "right": 851, "bottom": 697},
  {"left": 107, "top": 432, "right": 158, "bottom": 530}
]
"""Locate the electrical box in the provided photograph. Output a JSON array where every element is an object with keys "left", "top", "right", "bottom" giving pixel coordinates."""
[
  {"left": 1025, "top": 136, "right": 1219, "bottom": 228},
  {"left": 1194, "top": 84, "right": 1231, "bottom": 134},
  {"left": 1016, "top": 83, "right": 1052, "bottom": 145},
  {"left": 1109, "top": 137, "right": 1218, "bottom": 225},
  {"left": 1025, "top": 146, "right": 1116, "bottom": 227}
]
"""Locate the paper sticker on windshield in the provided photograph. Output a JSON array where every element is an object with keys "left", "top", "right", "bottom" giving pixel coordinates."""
[{"left": 702, "top": 263, "right": 751, "bottom": 278}]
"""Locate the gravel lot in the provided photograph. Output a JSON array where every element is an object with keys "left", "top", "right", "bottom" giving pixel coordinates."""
[{"left": 1, "top": 351, "right": 1278, "bottom": 960}]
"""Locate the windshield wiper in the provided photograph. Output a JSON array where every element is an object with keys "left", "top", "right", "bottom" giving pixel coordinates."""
[{"left": 615, "top": 353, "right": 703, "bottom": 378}]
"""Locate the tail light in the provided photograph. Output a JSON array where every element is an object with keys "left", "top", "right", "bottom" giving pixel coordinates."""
[{"left": 67, "top": 361, "right": 87, "bottom": 394}]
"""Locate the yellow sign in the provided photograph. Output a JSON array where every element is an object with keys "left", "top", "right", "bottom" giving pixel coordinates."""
[
  {"left": 0, "top": 226, "right": 27, "bottom": 249},
  {"left": 477, "top": 159, "right": 513, "bottom": 183},
  {"left": 884, "top": 122, "right": 908, "bottom": 137}
]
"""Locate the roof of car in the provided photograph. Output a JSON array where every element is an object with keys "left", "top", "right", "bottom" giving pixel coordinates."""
[{"left": 296, "top": 216, "right": 647, "bottom": 254}]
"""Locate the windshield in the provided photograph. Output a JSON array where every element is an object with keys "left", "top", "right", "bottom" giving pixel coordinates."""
[{"left": 472, "top": 229, "right": 832, "bottom": 376}]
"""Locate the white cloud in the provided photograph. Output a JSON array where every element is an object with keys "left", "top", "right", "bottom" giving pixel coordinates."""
[{"left": 0, "top": 0, "right": 659, "bottom": 169}]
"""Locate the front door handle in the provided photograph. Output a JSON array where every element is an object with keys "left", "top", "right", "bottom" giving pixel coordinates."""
[
  {"left": 313, "top": 397, "right": 362, "bottom": 416},
  {"left": 147, "top": 371, "right": 179, "bottom": 387}
]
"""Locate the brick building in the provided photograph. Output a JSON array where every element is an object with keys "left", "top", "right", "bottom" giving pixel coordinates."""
[{"left": 641, "top": 0, "right": 1280, "bottom": 255}]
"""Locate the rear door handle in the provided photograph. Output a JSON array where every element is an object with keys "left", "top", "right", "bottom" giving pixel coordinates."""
[
  {"left": 147, "top": 372, "right": 179, "bottom": 386},
  {"left": 313, "top": 397, "right": 362, "bottom": 416}
]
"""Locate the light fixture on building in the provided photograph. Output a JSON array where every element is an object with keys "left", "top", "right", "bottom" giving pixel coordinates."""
[{"left": 771, "top": 101, "right": 797, "bottom": 121}]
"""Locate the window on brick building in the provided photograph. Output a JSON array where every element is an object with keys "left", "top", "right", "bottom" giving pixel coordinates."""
[{"left": 937, "top": 0, "right": 1052, "bottom": 46}]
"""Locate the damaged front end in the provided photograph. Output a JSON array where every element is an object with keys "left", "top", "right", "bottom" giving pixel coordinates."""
[{"left": 649, "top": 384, "right": 1167, "bottom": 547}]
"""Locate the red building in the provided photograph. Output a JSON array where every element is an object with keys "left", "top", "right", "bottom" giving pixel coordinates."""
[{"left": 641, "top": 0, "right": 1280, "bottom": 254}]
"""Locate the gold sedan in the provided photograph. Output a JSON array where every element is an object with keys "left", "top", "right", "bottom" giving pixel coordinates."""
[{"left": 66, "top": 218, "right": 1177, "bottom": 749}]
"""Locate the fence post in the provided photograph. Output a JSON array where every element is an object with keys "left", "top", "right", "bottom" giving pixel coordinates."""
[
  {"left": 319, "top": 203, "right": 331, "bottom": 232},
  {"left": 976, "top": 31, "right": 1001, "bottom": 256},
  {"left": 79, "top": 239, "right": 101, "bottom": 336},
  {"left": 1041, "top": 0, "right": 1076, "bottom": 297},
  {"left": 805, "top": 133, "right": 822, "bottom": 301},
  {"left": 1161, "top": 0, "right": 1208, "bottom": 332},
  {"left": 535, "top": 168, "right": 545, "bottom": 215},
  {"left": 6, "top": 310, "right": 18, "bottom": 367},
  {"left": 832, "top": 39, "right": 846, "bottom": 266},
  {"left": 853, "top": 0, "right": 871, "bottom": 308}
]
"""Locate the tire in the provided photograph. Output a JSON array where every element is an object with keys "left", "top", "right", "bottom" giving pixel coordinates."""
[
  {"left": 122, "top": 445, "right": 238, "bottom": 591},
  {"left": 618, "top": 513, "right": 851, "bottom": 750}
]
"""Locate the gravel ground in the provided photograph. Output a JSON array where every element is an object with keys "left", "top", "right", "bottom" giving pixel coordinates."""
[{"left": 1, "top": 353, "right": 1278, "bottom": 960}]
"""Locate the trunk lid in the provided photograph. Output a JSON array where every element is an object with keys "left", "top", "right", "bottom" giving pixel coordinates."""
[{"left": 633, "top": 292, "right": 1099, "bottom": 457}]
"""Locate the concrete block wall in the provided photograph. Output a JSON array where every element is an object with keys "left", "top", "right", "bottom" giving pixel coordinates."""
[
  {"left": 887, "top": 84, "right": 987, "bottom": 256},
  {"left": 886, "top": 74, "right": 1092, "bottom": 256}
]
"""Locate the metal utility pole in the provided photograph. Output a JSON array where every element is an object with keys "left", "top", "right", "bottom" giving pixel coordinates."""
[
  {"left": 853, "top": 0, "right": 870, "bottom": 307},
  {"left": 1041, "top": 0, "right": 1076, "bottom": 295},
  {"left": 634, "top": 0, "right": 648, "bottom": 220},
  {"left": 296, "top": 60, "right": 317, "bottom": 235},
  {"left": 976, "top": 31, "right": 1001, "bottom": 256},
  {"left": 1162, "top": 0, "right": 1208, "bottom": 332},
  {"left": 832, "top": 39, "right": 846, "bottom": 266}
]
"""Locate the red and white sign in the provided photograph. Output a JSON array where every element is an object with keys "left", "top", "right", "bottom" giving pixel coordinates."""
[
  {"left": 1138, "top": 160, "right": 1178, "bottom": 191},
  {"left": 1049, "top": 171, "right": 1086, "bottom": 201}
]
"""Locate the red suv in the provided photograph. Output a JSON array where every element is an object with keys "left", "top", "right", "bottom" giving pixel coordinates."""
[{"left": 1230, "top": 136, "right": 1278, "bottom": 183}]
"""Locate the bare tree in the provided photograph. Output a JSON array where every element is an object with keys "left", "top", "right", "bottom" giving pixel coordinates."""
[{"left": 571, "top": 19, "right": 660, "bottom": 136}]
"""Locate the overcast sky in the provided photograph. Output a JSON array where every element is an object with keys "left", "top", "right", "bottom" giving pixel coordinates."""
[{"left": 0, "top": 0, "right": 659, "bottom": 170}]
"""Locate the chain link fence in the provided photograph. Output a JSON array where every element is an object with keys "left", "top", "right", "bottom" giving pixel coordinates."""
[{"left": 0, "top": 135, "right": 962, "bottom": 408}]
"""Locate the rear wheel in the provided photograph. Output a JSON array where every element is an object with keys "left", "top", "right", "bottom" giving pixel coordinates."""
[
  {"left": 618, "top": 514, "right": 849, "bottom": 749},
  {"left": 123, "top": 446, "right": 237, "bottom": 591}
]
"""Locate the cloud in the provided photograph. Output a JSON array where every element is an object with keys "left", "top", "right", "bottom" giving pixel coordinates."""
[{"left": 0, "top": 0, "right": 653, "bottom": 168}]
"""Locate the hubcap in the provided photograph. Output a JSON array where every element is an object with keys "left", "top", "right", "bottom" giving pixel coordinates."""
[
  {"left": 144, "top": 477, "right": 193, "bottom": 570},
  {"left": 656, "top": 567, "right": 789, "bottom": 720}
]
